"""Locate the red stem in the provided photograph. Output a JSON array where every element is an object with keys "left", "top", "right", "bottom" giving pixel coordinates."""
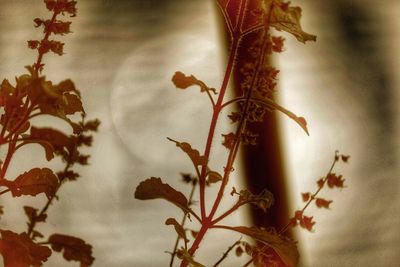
[
  {"left": 34, "top": 10, "right": 59, "bottom": 75},
  {"left": 0, "top": 136, "right": 17, "bottom": 180},
  {"left": 198, "top": 38, "right": 239, "bottom": 221},
  {"left": 279, "top": 153, "right": 339, "bottom": 234},
  {"left": 180, "top": 3, "right": 249, "bottom": 267}
]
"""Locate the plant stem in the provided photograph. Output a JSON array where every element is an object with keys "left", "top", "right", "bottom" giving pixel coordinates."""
[
  {"left": 0, "top": 136, "right": 17, "bottom": 179},
  {"left": 180, "top": 36, "right": 240, "bottom": 267},
  {"left": 242, "top": 258, "right": 253, "bottom": 267},
  {"left": 180, "top": 1, "right": 265, "bottom": 265},
  {"left": 212, "top": 237, "right": 242, "bottom": 267},
  {"left": 34, "top": 10, "right": 59, "bottom": 75},
  {"left": 169, "top": 181, "right": 197, "bottom": 267},
  {"left": 27, "top": 157, "right": 73, "bottom": 238},
  {"left": 279, "top": 152, "right": 339, "bottom": 234},
  {"left": 211, "top": 200, "right": 247, "bottom": 225},
  {"left": 198, "top": 37, "right": 239, "bottom": 221},
  {"left": 207, "top": 27, "right": 270, "bottom": 227}
]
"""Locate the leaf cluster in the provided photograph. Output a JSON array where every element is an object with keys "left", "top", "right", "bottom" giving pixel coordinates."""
[{"left": 0, "top": 1, "right": 97, "bottom": 266}]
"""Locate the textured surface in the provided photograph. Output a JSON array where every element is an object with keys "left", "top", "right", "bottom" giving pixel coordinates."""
[{"left": 0, "top": 0, "right": 399, "bottom": 266}]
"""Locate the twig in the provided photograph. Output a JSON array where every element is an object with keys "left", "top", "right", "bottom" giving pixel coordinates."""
[
  {"left": 169, "top": 180, "right": 198, "bottom": 267},
  {"left": 212, "top": 237, "right": 242, "bottom": 267}
]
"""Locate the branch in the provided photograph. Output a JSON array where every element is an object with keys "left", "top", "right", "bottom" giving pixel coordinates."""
[{"left": 212, "top": 237, "right": 242, "bottom": 267}]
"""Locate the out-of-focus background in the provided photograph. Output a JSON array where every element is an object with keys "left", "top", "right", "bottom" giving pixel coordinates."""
[{"left": 0, "top": 0, "right": 399, "bottom": 266}]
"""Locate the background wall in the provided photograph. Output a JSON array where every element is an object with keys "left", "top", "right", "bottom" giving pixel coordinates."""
[{"left": 0, "top": 0, "right": 398, "bottom": 266}]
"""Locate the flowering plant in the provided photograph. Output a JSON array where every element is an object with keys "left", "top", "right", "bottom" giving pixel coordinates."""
[
  {"left": 135, "top": 0, "right": 348, "bottom": 266},
  {"left": 0, "top": 1, "right": 98, "bottom": 266}
]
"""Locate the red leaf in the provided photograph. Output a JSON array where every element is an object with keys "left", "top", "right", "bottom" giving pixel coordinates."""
[
  {"left": 62, "top": 94, "right": 84, "bottom": 115},
  {"left": 229, "top": 226, "right": 299, "bottom": 267},
  {"left": 44, "top": 0, "right": 77, "bottom": 16},
  {"left": 10, "top": 168, "right": 59, "bottom": 199},
  {"left": 315, "top": 198, "right": 333, "bottom": 209},
  {"left": 222, "top": 132, "right": 236, "bottom": 150},
  {"left": 301, "top": 192, "right": 310, "bottom": 202},
  {"left": 0, "top": 230, "right": 51, "bottom": 267},
  {"left": 206, "top": 170, "right": 223, "bottom": 184},
  {"left": 235, "top": 246, "right": 244, "bottom": 257},
  {"left": 293, "top": 211, "right": 315, "bottom": 231},
  {"left": 327, "top": 173, "right": 345, "bottom": 188},
  {"left": 294, "top": 210, "right": 303, "bottom": 221},
  {"left": 190, "top": 230, "right": 198, "bottom": 238},
  {"left": 27, "top": 40, "right": 40, "bottom": 49},
  {"left": 341, "top": 155, "right": 350, "bottom": 163},
  {"left": 134, "top": 177, "right": 190, "bottom": 214},
  {"left": 271, "top": 36, "right": 285, "bottom": 53},
  {"left": 24, "top": 206, "right": 47, "bottom": 223},
  {"left": 50, "top": 21, "right": 72, "bottom": 35},
  {"left": 165, "top": 218, "right": 189, "bottom": 243},
  {"left": 167, "top": 138, "right": 207, "bottom": 166},
  {"left": 171, "top": 71, "right": 216, "bottom": 94},
  {"left": 317, "top": 178, "right": 324, "bottom": 188},
  {"left": 269, "top": 1, "right": 316, "bottom": 43},
  {"left": 299, "top": 215, "right": 315, "bottom": 231},
  {"left": 55, "top": 79, "right": 78, "bottom": 93},
  {"left": 30, "top": 127, "right": 72, "bottom": 156},
  {"left": 48, "top": 234, "right": 94, "bottom": 266},
  {"left": 49, "top": 40, "right": 65, "bottom": 55}
]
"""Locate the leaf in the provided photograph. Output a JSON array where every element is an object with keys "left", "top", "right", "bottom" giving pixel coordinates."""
[
  {"left": 181, "top": 173, "right": 197, "bottom": 185},
  {"left": 206, "top": 170, "right": 222, "bottom": 184},
  {"left": 55, "top": 79, "right": 78, "bottom": 94},
  {"left": 327, "top": 173, "right": 345, "bottom": 188},
  {"left": 57, "top": 170, "right": 80, "bottom": 181},
  {"left": 270, "top": 0, "right": 316, "bottom": 43},
  {"left": 254, "top": 97, "right": 309, "bottom": 135},
  {"left": 48, "top": 234, "right": 94, "bottom": 266},
  {"left": 10, "top": 168, "right": 59, "bottom": 199},
  {"left": 177, "top": 249, "right": 206, "bottom": 267},
  {"left": 317, "top": 178, "right": 324, "bottom": 188},
  {"left": 221, "top": 132, "right": 236, "bottom": 150},
  {"left": 301, "top": 192, "right": 310, "bottom": 202},
  {"left": 190, "top": 230, "right": 198, "bottom": 238},
  {"left": 271, "top": 36, "right": 285, "bottom": 53},
  {"left": 0, "top": 230, "right": 51, "bottom": 267},
  {"left": 44, "top": 0, "right": 77, "bottom": 16},
  {"left": 25, "top": 76, "right": 84, "bottom": 132},
  {"left": 61, "top": 93, "right": 84, "bottom": 115},
  {"left": 300, "top": 215, "right": 315, "bottom": 231},
  {"left": 315, "top": 198, "right": 332, "bottom": 209},
  {"left": 52, "top": 21, "right": 72, "bottom": 35},
  {"left": 294, "top": 211, "right": 315, "bottom": 231},
  {"left": 235, "top": 246, "right": 244, "bottom": 257},
  {"left": 135, "top": 177, "right": 189, "bottom": 213},
  {"left": 30, "top": 127, "right": 72, "bottom": 156},
  {"left": 172, "top": 71, "right": 217, "bottom": 94},
  {"left": 27, "top": 40, "right": 40, "bottom": 50},
  {"left": 167, "top": 138, "right": 207, "bottom": 167},
  {"left": 49, "top": 40, "right": 65, "bottom": 56},
  {"left": 217, "top": 0, "right": 266, "bottom": 36},
  {"left": 165, "top": 218, "right": 189, "bottom": 243},
  {"left": 234, "top": 188, "right": 274, "bottom": 212},
  {"left": 341, "top": 155, "right": 350, "bottom": 163},
  {"left": 229, "top": 226, "right": 299, "bottom": 267},
  {"left": 82, "top": 119, "right": 100, "bottom": 132},
  {"left": 24, "top": 206, "right": 47, "bottom": 223}
]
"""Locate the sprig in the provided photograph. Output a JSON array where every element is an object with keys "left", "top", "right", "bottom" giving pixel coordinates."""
[
  {"left": 0, "top": 1, "right": 97, "bottom": 266},
  {"left": 134, "top": 1, "right": 347, "bottom": 267}
]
